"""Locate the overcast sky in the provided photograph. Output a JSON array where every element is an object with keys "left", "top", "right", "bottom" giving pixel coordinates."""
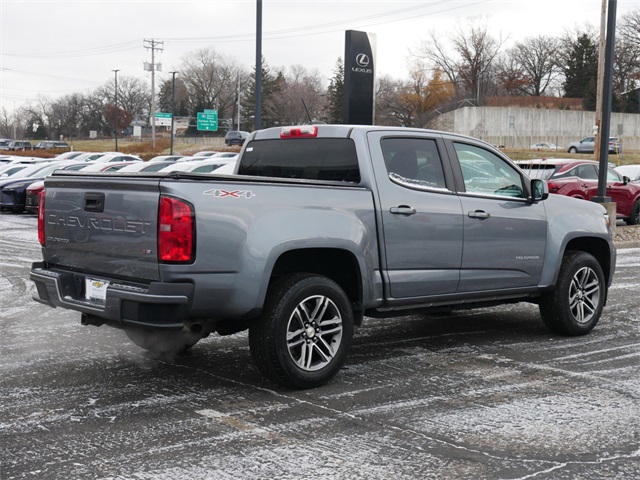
[{"left": 1, "top": 0, "right": 639, "bottom": 113}]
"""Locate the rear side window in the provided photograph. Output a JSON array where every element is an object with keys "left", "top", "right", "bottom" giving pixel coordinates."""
[
  {"left": 381, "top": 137, "right": 446, "bottom": 189},
  {"left": 238, "top": 138, "right": 360, "bottom": 182}
]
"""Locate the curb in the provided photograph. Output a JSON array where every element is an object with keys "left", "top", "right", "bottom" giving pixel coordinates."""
[{"left": 614, "top": 241, "right": 640, "bottom": 249}]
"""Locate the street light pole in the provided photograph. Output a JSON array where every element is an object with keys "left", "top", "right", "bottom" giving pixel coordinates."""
[
  {"left": 112, "top": 69, "right": 120, "bottom": 152},
  {"left": 170, "top": 71, "right": 178, "bottom": 155}
]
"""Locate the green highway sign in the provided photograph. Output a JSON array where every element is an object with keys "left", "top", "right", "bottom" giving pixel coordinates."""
[{"left": 197, "top": 110, "right": 218, "bottom": 131}]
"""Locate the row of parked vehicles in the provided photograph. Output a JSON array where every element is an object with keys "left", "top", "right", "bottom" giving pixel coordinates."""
[
  {"left": 0, "top": 150, "right": 237, "bottom": 214},
  {"left": 529, "top": 137, "right": 623, "bottom": 154},
  {"left": 1, "top": 145, "right": 639, "bottom": 227},
  {"left": 0, "top": 139, "right": 71, "bottom": 151}
]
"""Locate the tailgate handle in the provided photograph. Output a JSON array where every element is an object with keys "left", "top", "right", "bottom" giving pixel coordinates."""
[{"left": 84, "top": 192, "right": 105, "bottom": 213}]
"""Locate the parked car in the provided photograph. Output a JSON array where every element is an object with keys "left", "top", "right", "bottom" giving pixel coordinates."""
[
  {"left": 7, "top": 140, "right": 33, "bottom": 151},
  {"left": 86, "top": 154, "right": 142, "bottom": 164},
  {"left": 158, "top": 158, "right": 235, "bottom": 173},
  {"left": 78, "top": 162, "right": 138, "bottom": 172},
  {"left": 51, "top": 151, "right": 87, "bottom": 161},
  {"left": 567, "top": 137, "right": 621, "bottom": 154},
  {"left": 192, "top": 151, "right": 221, "bottom": 157},
  {"left": 614, "top": 164, "right": 640, "bottom": 182},
  {"left": 210, "top": 152, "right": 239, "bottom": 159},
  {"left": 24, "top": 163, "right": 91, "bottom": 213},
  {"left": 224, "top": 130, "right": 249, "bottom": 146},
  {"left": 116, "top": 161, "right": 177, "bottom": 173},
  {"left": 0, "top": 139, "right": 12, "bottom": 150},
  {"left": 147, "top": 155, "right": 188, "bottom": 163},
  {"left": 530, "top": 142, "right": 558, "bottom": 151},
  {"left": 34, "top": 141, "right": 70, "bottom": 150},
  {"left": 519, "top": 158, "right": 640, "bottom": 224},
  {"left": 0, "top": 161, "right": 82, "bottom": 213}
]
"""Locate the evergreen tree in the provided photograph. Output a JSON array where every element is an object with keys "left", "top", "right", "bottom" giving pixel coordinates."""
[
  {"left": 562, "top": 34, "right": 598, "bottom": 109},
  {"left": 241, "top": 58, "right": 282, "bottom": 130},
  {"left": 325, "top": 58, "right": 344, "bottom": 124}
]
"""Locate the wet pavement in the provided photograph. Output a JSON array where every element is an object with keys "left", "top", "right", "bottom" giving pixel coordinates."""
[{"left": 1, "top": 214, "right": 639, "bottom": 479}]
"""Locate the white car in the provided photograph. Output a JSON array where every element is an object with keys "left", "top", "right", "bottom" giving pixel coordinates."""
[
  {"left": 116, "top": 162, "right": 177, "bottom": 173},
  {"left": 86, "top": 154, "right": 142, "bottom": 163},
  {"left": 211, "top": 162, "right": 236, "bottom": 175},
  {"left": 615, "top": 164, "right": 640, "bottom": 182},
  {"left": 158, "top": 159, "right": 234, "bottom": 173},
  {"left": 192, "top": 151, "right": 221, "bottom": 157},
  {"left": 530, "top": 142, "right": 559, "bottom": 151},
  {"left": 52, "top": 151, "right": 87, "bottom": 161},
  {"left": 148, "top": 155, "right": 189, "bottom": 163},
  {"left": 209, "top": 152, "right": 239, "bottom": 159}
]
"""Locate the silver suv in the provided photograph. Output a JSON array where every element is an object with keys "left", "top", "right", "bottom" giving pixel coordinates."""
[{"left": 568, "top": 136, "right": 621, "bottom": 154}]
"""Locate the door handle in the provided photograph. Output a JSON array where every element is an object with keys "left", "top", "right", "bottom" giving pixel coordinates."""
[
  {"left": 468, "top": 210, "right": 490, "bottom": 219},
  {"left": 390, "top": 206, "right": 416, "bottom": 216}
]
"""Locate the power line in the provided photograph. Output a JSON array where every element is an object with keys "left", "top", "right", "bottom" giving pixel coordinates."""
[{"left": 1, "top": 1, "right": 491, "bottom": 57}]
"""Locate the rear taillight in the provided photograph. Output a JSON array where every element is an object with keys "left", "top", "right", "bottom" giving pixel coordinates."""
[
  {"left": 37, "top": 191, "right": 46, "bottom": 246},
  {"left": 158, "top": 196, "right": 194, "bottom": 263}
]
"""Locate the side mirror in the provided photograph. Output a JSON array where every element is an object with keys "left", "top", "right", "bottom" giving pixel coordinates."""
[
  {"left": 623, "top": 175, "right": 630, "bottom": 185},
  {"left": 530, "top": 178, "right": 549, "bottom": 203}
]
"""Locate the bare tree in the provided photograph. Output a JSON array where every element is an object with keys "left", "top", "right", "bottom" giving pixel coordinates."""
[
  {"left": 509, "top": 36, "right": 562, "bottom": 96},
  {"left": 619, "top": 8, "right": 640, "bottom": 49},
  {"left": 0, "top": 107, "right": 14, "bottom": 138},
  {"left": 416, "top": 17, "right": 506, "bottom": 104},
  {"left": 180, "top": 47, "right": 246, "bottom": 120},
  {"left": 267, "top": 65, "right": 326, "bottom": 125}
]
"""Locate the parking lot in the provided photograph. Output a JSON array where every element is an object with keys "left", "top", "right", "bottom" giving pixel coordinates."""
[{"left": 1, "top": 213, "right": 640, "bottom": 479}]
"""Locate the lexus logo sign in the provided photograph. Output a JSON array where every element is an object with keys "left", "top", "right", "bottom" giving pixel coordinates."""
[
  {"left": 353, "top": 53, "right": 373, "bottom": 74},
  {"left": 355, "top": 53, "right": 370, "bottom": 67}
]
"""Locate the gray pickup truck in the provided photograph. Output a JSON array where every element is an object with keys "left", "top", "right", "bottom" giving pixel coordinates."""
[{"left": 31, "top": 125, "right": 616, "bottom": 388}]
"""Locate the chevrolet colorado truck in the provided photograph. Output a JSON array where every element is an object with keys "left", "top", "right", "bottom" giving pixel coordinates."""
[{"left": 30, "top": 125, "right": 616, "bottom": 389}]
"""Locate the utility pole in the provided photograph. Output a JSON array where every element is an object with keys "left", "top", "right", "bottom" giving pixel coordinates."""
[
  {"left": 144, "top": 39, "right": 164, "bottom": 147},
  {"left": 170, "top": 71, "right": 178, "bottom": 155},
  {"left": 594, "top": 0, "right": 607, "bottom": 162},
  {"left": 112, "top": 69, "right": 120, "bottom": 152},
  {"left": 255, "top": 0, "right": 262, "bottom": 130}
]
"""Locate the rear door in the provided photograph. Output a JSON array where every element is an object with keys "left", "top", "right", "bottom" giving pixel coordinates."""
[
  {"left": 368, "top": 131, "right": 463, "bottom": 298},
  {"left": 447, "top": 141, "right": 547, "bottom": 292}
]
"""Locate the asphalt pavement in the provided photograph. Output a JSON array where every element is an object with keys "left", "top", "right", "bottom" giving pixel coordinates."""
[{"left": 1, "top": 214, "right": 639, "bottom": 479}]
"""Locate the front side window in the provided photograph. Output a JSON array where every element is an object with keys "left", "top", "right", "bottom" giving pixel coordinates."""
[
  {"left": 382, "top": 137, "right": 447, "bottom": 189},
  {"left": 455, "top": 143, "right": 525, "bottom": 198}
]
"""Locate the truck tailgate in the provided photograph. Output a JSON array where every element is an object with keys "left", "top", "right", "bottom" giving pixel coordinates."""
[{"left": 42, "top": 175, "right": 161, "bottom": 282}]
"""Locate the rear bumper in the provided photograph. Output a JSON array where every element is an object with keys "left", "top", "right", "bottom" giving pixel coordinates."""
[{"left": 30, "top": 262, "right": 194, "bottom": 329}]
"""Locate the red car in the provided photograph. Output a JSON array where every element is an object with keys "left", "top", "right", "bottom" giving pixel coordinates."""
[{"left": 519, "top": 158, "right": 640, "bottom": 225}]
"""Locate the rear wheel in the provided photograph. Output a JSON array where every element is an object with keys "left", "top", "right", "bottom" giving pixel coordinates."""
[
  {"left": 249, "top": 273, "right": 354, "bottom": 389},
  {"left": 124, "top": 328, "right": 204, "bottom": 356},
  {"left": 539, "top": 251, "right": 605, "bottom": 336}
]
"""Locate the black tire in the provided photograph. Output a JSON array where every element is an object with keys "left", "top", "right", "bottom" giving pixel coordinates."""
[
  {"left": 124, "top": 328, "right": 203, "bottom": 356},
  {"left": 249, "top": 273, "right": 354, "bottom": 389},
  {"left": 627, "top": 200, "right": 640, "bottom": 225},
  {"left": 568, "top": 147, "right": 577, "bottom": 153},
  {"left": 539, "top": 251, "right": 605, "bottom": 336}
]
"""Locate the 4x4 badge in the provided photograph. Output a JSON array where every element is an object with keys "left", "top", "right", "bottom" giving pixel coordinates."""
[{"left": 203, "top": 189, "right": 255, "bottom": 199}]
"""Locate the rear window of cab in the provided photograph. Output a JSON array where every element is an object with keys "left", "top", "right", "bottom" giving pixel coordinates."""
[{"left": 238, "top": 138, "right": 360, "bottom": 183}]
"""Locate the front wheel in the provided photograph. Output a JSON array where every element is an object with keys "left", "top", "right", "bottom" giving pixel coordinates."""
[
  {"left": 627, "top": 200, "right": 640, "bottom": 225},
  {"left": 249, "top": 273, "right": 354, "bottom": 389},
  {"left": 124, "top": 328, "right": 204, "bottom": 357},
  {"left": 539, "top": 251, "right": 605, "bottom": 336},
  {"left": 568, "top": 147, "right": 577, "bottom": 153}
]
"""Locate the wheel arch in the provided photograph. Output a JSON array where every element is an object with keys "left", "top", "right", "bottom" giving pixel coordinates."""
[
  {"left": 269, "top": 248, "right": 365, "bottom": 325},
  {"left": 563, "top": 237, "right": 613, "bottom": 288}
]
